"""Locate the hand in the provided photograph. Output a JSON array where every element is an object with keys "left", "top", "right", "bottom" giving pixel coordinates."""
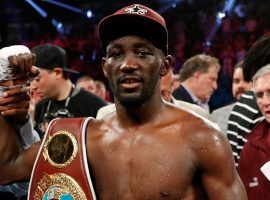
[
  {"left": 0, "top": 86, "right": 30, "bottom": 125},
  {"left": 8, "top": 53, "right": 39, "bottom": 79}
]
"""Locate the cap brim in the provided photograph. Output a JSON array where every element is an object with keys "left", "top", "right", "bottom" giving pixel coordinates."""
[{"left": 63, "top": 68, "right": 79, "bottom": 74}]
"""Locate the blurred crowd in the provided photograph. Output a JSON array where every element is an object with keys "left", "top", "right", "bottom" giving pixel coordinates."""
[{"left": 6, "top": 1, "right": 266, "bottom": 110}]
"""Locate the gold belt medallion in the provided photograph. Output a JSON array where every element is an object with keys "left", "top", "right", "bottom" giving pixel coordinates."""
[
  {"left": 35, "top": 173, "right": 87, "bottom": 200},
  {"left": 43, "top": 130, "right": 78, "bottom": 168}
]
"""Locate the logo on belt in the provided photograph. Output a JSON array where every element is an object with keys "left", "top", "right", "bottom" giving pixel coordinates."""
[
  {"left": 35, "top": 173, "right": 87, "bottom": 199},
  {"left": 43, "top": 130, "right": 78, "bottom": 168}
]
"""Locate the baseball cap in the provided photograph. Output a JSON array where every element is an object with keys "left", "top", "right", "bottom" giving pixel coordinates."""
[
  {"left": 31, "top": 44, "right": 78, "bottom": 73},
  {"left": 98, "top": 4, "right": 168, "bottom": 55}
]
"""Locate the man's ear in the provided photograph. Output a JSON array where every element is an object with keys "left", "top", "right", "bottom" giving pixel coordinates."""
[
  {"left": 52, "top": 68, "right": 63, "bottom": 79},
  {"left": 161, "top": 55, "right": 173, "bottom": 77},
  {"left": 102, "top": 57, "right": 108, "bottom": 78},
  {"left": 193, "top": 71, "right": 201, "bottom": 79}
]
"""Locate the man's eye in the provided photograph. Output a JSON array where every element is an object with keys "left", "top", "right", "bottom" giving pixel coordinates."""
[
  {"left": 109, "top": 52, "right": 122, "bottom": 58},
  {"left": 136, "top": 50, "right": 151, "bottom": 56},
  {"left": 255, "top": 92, "right": 263, "bottom": 99},
  {"left": 233, "top": 79, "right": 240, "bottom": 84}
]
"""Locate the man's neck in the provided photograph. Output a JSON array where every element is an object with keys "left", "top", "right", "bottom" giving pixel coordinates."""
[
  {"left": 55, "top": 79, "right": 73, "bottom": 101},
  {"left": 114, "top": 95, "right": 165, "bottom": 127},
  {"left": 182, "top": 81, "right": 209, "bottom": 112},
  {"left": 181, "top": 81, "right": 198, "bottom": 100}
]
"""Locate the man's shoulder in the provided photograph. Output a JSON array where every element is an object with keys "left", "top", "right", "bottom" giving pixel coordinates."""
[
  {"left": 96, "top": 104, "right": 116, "bottom": 119},
  {"left": 211, "top": 103, "right": 235, "bottom": 117},
  {"left": 167, "top": 102, "right": 220, "bottom": 133},
  {"left": 181, "top": 112, "right": 230, "bottom": 163},
  {"left": 173, "top": 108, "right": 226, "bottom": 164},
  {"left": 35, "top": 99, "right": 48, "bottom": 109},
  {"left": 172, "top": 98, "right": 211, "bottom": 119},
  {"left": 75, "top": 88, "right": 98, "bottom": 99},
  {"left": 236, "top": 91, "right": 257, "bottom": 107}
]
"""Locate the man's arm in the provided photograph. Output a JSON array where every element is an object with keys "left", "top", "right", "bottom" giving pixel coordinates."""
[
  {"left": 194, "top": 126, "right": 247, "bottom": 199},
  {"left": 0, "top": 52, "right": 39, "bottom": 124},
  {"left": 0, "top": 116, "right": 41, "bottom": 185},
  {"left": 0, "top": 52, "right": 41, "bottom": 184},
  {"left": 0, "top": 53, "right": 40, "bottom": 147},
  {"left": 0, "top": 83, "right": 40, "bottom": 184}
]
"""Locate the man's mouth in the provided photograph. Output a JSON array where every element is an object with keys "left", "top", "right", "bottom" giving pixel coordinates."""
[
  {"left": 237, "top": 88, "right": 246, "bottom": 97},
  {"left": 36, "top": 92, "right": 44, "bottom": 97},
  {"left": 119, "top": 76, "right": 142, "bottom": 89},
  {"left": 264, "top": 110, "right": 270, "bottom": 117}
]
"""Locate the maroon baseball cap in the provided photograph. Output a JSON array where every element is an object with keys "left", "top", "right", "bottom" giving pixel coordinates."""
[{"left": 98, "top": 4, "right": 168, "bottom": 55}]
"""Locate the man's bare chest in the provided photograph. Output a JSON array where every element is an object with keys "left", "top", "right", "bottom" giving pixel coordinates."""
[{"left": 87, "top": 131, "right": 198, "bottom": 199}]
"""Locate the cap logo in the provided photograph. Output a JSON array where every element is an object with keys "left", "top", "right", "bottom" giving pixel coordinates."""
[{"left": 125, "top": 5, "right": 147, "bottom": 15}]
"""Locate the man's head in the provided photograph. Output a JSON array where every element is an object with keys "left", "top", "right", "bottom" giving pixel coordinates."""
[
  {"left": 253, "top": 65, "right": 270, "bottom": 123},
  {"left": 94, "top": 80, "right": 107, "bottom": 100},
  {"left": 243, "top": 34, "right": 270, "bottom": 81},
  {"left": 99, "top": 4, "right": 168, "bottom": 55},
  {"left": 31, "top": 44, "right": 77, "bottom": 77},
  {"left": 29, "top": 79, "right": 42, "bottom": 105},
  {"left": 99, "top": 4, "right": 172, "bottom": 107},
  {"left": 232, "top": 61, "right": 252, "bottom": 100},
  {"left": 76, "top": 75, "right": 96, "bottom": 94},
  {"left": 180, "top": 54, "right": 220, "bottom": 102},
  {"left": 31, "top": 44, "right": 77, "bottom": 100}
]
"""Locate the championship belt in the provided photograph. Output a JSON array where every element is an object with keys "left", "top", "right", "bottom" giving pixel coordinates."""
[{"left": 28, "top": 117, "right": 96, "bottom": 200}]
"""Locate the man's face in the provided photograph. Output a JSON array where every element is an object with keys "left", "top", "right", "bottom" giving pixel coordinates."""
[
  {"left": 232, "top": 67, "right": 252, "bottom": 100},
  {"left": 34, "top": 68, "right": 57, "bottom": 100},
  {"left": 103, "top": 36, "right": 165, "bottom": 107},
  {"left": 29, "top": 79, "right": 42, "bottom": 104},
  {"left": 77, "top": 80, "right": 96, "bottom": 94},
  {"left": 254, "top": 73, "right": 270, "bottom": 123},
  {"left": 195, "top": 65, "right": 218, "bottom": 102}
]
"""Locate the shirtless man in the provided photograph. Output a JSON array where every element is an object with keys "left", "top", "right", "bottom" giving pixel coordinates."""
[{"left": 0, "top": 4, "right": 246, "bottom": 199}]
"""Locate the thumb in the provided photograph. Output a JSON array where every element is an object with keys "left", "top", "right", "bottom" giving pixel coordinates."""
[{"left": 30, "top": 66, "right": 40, "bottom": 78}]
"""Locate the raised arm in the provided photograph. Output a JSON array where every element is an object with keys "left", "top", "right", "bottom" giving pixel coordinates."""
[
  {"left": 0, "top": 52, "right": 41, "bottom": 184},
  {"left": 194, "top": 125, "right": 247, "bottom": 199},
  {"left": 0, "top": 115, "right": 41, "bottom": 185}
]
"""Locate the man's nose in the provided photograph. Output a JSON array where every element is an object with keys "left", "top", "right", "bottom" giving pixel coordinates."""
[
  {"left": 120, "top": 55, "right": 138, "bottom": 72},
  {"left": 238, "top": 81, "right": 246, "bottom": 89},
  {"left": 237, "top": 86, "right": 245, "bottom": 94},
  {"left": 212, "top": 81, "right": 218, "bottom": 90},
  {"left": 262, "top": 92, "right": 270, "bottom": 106}
]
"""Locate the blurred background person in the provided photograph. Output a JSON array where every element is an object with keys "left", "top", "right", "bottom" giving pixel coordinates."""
[
  {"left": 227, "top": 35, "right": 270, "bottom": 167},
  {"left": 76, "top": 75, "right": 109, "bottom": 102},
  {"left": 161, "top": 69, "right": 211, "bottom": 119},
  {"left": 31, "top": 44, "right": 107, "bottom": 137},
  {"left": 94, "top": 80, "right": 107, "bottom": 101},
  {"left": 172, "top": 54, "right": 220, "bottom": 112},
  {"left": 28, "top": 79, "right": 42, "bottom": 125},
  {"left": 211, "top": 61, "right": 252, "bottom": 134},
  {"left": 76, "top": 75, "right": 96, "bottom": 94},
  {"left": 238, "top": 65, "right": 270, "bottom": 200}
]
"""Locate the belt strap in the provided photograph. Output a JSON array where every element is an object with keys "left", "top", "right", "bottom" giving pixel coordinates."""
[{"left": 28, "top": 117, "right": 96, "bottom": 200}]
